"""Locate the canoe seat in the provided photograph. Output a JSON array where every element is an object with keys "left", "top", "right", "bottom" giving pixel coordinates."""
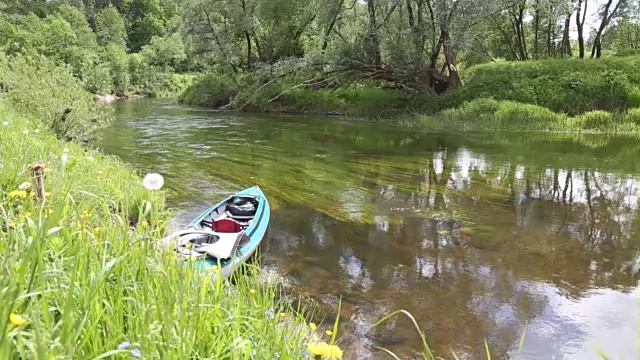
[
  {"left": 212, "top": 218, "right": 243, "bottom": 233},
  {"left": 198, "top": 231, "right": 243, "bottom": 260}
]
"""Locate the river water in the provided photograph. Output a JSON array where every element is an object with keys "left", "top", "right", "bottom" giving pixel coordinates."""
[{"left": 98, "top": 98, "right": 639, "bottom": 360}]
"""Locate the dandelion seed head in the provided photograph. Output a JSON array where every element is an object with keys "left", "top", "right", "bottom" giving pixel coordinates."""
[
  {"left": 143, "top": 173, "right": 164, "bottom": 191},
  {"left": 18, "top": 182, "right": 31, "bottom": 190}
]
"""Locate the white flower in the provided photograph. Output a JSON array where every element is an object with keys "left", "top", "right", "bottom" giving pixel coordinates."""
[
  {"left": 2, "top": 121, "right": 9, "bottom": 127},
  {"left": 63, "top": 148, "right": 69, "bottom": 154},
  {"left": 23, "top": 129, "right": 29, "bottom": 135},
  {"left": 143, "top": 173, "right": 164, "bottom": 191},
  {"left": 18, "top": 182, "right": 31, "bottom": 190},
  {"left": 34, "top": 129, "right": 40, "bottom": 134}
]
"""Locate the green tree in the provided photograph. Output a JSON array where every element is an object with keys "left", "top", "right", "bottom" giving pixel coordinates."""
[
  {"left": 141, "top": 33, "right": 186, "bottom": 71},
  {"left": 95, "top": 5, "right": 127, "bottom": 49},
  {"left": 126, "top": 0, "right": 180, "bottom": 52}
]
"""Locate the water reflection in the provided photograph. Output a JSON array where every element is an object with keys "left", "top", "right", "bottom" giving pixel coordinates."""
[{"left": 99, "top": 98, "right": 639, "bottom": 359}]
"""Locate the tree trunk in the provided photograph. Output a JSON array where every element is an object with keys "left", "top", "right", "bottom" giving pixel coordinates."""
[
  {"left": 546, "top": 15, "right": 552, "bottom": 57},
  {"left": 576, "top": 0, "right": 587, "bottom": 58},
  {"left": 441, "top": 29, "right": 461, "bottom": 90},
  {"left": 406, "top": 0, "right": 426, "bottom": 74},
  {"left": 590, "top": 0, "right": 622, "bottom": 58},
  {"left": 241, "top": 0, "right": 252, "bottom": 70},
  {"left": 534, "top": 0, "right": 540, "bottom": 59},
  {"left": 366, "top": 0, "right": 382, "bottom": 66},
  {"left": 245, "top": 32, "right": 252, "bottom": 70},
  {"left": 512, "top": 3, "right": 528, "bottom": 60},
  {"left": 560, "top": 12, "right": 573, "bottom": 57},
  {"left": 321, "top": 0, "right": 345, "bottom": 53}
]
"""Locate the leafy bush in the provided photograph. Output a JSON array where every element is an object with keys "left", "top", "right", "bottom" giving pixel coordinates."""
[
  {"left": 0, "top": 53, "right": 112, "bottom": 141},
  {"left": 179, "top": 73, "right": 238, "bottom": 107},
  {"left": 624, "top": 108, "right": 640, "bottom": 124}
]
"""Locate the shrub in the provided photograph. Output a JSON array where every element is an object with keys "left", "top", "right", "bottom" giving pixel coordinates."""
[
  {"left": 624, "top": 108, "right": 640, "bottom": 125},
  {"left": 179, "top": 73, "right": 238, "bottom": 108},
  {"left": 0, "top": 53, "right": 112, "bottom": 141}
]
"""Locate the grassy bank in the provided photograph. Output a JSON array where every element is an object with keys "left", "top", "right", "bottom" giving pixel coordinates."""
[
  {"left": 439, "top": 56, "right": 640, "bottom": 115},
  {"left": 178, "top": 73, "right": 415, "bottom": 117},
  {"left": 419, "top": 98, "right": 640, "bottom": 133},
  {"left": 180, "top": 55, "right": 640, "bottom": 134},
  {"left": 0, "top": 102, "right": 344, "bottom": 358}
]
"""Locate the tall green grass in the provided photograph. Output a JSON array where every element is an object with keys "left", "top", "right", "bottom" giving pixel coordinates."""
[
  {"left": 421, "top": 98, "right": 640, "bottom": 134},
  {"left": 0, "top": 102, "right": 334, "bottom": 359},
  {"left": 437, "top": 56, "right": 640, "bottom": 116}
]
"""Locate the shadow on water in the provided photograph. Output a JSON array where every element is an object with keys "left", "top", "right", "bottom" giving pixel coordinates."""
[{"left": 98, "top": 98, "right": 640, "bottom": 360}]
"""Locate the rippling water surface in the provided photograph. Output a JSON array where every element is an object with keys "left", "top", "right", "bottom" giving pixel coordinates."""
[{"left": 98, "top": 98, "right": 639, "bottom": 359}]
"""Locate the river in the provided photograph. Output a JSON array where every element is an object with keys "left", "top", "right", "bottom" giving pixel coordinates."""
[{"left": 98, "top": 98, "right": 639, "bottom": 360}]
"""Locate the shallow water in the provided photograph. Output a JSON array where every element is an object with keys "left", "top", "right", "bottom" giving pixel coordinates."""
[{"left": 99, "top": 98, "right": 639, "bottom": 359}]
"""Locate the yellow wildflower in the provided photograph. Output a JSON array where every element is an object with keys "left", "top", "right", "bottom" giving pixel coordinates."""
[
  {"left": 307, "top": 342, "right": 342, "bottom": 359},
  {"left": 47, "top": 209, "right": 54, "bottom": 215},
  {"left": 141, "top": 221, "right": 148, "bottom": 227},
  {"left": 326, "top": 330, "right": 333, "bottom": 336},
  {"left": 44, "top": 192, "right": 51, "bottom": 197},
  {"left": 8, "top": 190, "right": 28, "bottom": 199},
  {"left": 8, "top": 223, "right": 16, "bottom": 229},
  {"left": 24, "top": 212, "right": 32, "bottom": 217},
  {"left": 250, "top": 289, "right": 256, "bottom": 295},
  {"left": 93, "top": 227, "right": 100, "bottom": 233},
  {"left": 279, "top": 312, "right": 286, "bottom": 318},
  {"left": 309, "top": 322, "right": 317, "bottom": 331},
  {"left": 326, "top": 344, "right": 343, "bottom": 359},
  {"left": 9, "top": 313, "right": 26, "bottom": 326}
]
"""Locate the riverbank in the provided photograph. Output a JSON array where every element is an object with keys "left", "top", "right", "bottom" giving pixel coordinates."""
[
  {"left": 178, "top": 55, "right": 640, "bottom": 134},
  {"left": 0, "top": 99, "right": 336, "bottom": 358}
]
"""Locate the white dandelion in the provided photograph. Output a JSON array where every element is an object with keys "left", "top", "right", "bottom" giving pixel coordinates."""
[
  {"left": 143, "top": 173, "right": 164, "bottom": 191},
  {"left": 23, "top": 129, "right": 29, "bottom": 135},
  {"left": 2, "top": 121, "right": 9, "bottom": 127},
  {"left": 18, "top": 182, "right": 31, "bottom": 190}
]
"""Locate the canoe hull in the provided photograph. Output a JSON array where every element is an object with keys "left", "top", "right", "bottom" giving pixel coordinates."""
[{"left": 169, "top": 185, "right": 270, "bottom": 278}]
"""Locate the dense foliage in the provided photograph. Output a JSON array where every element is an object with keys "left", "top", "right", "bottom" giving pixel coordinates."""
[
  {"left": 0, "top": 2, "right": 192, "bottom": 100},
  {"left": 2, "top": 0, "right": 639, "bottom": 118}
]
